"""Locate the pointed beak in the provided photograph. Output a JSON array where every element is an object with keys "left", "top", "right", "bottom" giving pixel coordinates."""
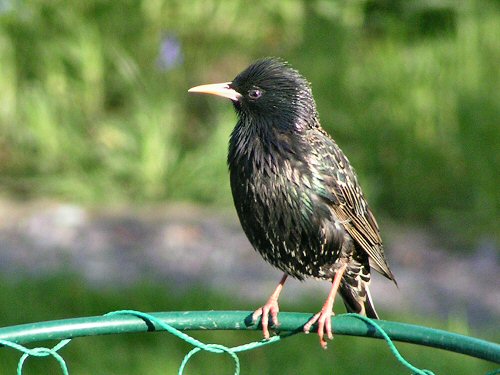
[{"left": 188, "top": 82, "right": 242, "bottom": 101}]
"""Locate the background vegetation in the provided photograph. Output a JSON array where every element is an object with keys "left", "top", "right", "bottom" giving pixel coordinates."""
[
  {"left": 0, "top": 0, "right": 498, "bottom": 373},
  {"left": 1, "top": 0, "right": 498, "bottom": 243}
]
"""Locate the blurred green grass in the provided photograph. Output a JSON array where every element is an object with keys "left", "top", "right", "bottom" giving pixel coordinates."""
[
  {"left": 0, "top": 276, "right": 497, "bottom": 375},
  {"left": 0, "top": 0, "right": 499, "bottom": 244}
]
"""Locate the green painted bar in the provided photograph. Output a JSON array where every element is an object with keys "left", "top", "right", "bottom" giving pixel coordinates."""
[{"left": 0, "top": 311, "right": 498, "bottom": 364}]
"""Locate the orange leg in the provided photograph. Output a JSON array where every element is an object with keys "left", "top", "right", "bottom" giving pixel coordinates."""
[
  {"left": 303, "top": 263, "right": 347, "bottom": 349},
  {"left": 252, "top": 273, "right": 288, "bottom": 339}
]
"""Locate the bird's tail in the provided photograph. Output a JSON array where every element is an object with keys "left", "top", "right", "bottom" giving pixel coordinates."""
[{"left": 339, "top": 271, "right": 379, "bottom": 319}]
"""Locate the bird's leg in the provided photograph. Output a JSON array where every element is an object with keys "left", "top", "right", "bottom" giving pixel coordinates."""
[
  {"left": 303, "top": 263, "right": 347, "bottom": 349},
  {"left": 252, "top": 273, "right": 288, "bottom": 339}
]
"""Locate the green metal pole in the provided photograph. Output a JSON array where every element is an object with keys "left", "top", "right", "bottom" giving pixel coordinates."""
[{"left": 0, "top": 311, "right": 498, "bottom": 363}]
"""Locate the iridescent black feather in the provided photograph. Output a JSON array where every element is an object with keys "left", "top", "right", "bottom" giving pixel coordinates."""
[{"left": 227, "top": 58, "right": 396, "bottom": 318}]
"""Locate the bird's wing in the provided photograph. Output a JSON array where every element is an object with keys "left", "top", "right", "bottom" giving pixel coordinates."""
[{"left": 309, "top": 130, "right": 396, "bottom": 281}]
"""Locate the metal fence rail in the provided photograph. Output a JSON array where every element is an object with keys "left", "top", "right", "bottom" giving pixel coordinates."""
[{"left": 0, "top": 310, "right": 499, "bottom": 375}]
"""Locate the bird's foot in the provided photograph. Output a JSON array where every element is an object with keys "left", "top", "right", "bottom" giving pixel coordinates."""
[
  {"left": 303, "top": 307, "right": 334, "bottom": 349},
  {"left": 303, "top": 264, "right": 346, "bottom": 349},
  {"left": 252, "top": 298, "right": 280, "bottom": 340}
]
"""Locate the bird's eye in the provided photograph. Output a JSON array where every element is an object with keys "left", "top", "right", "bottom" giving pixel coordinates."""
[{"left": 248, "top": 88, "right": 262, "bottom": 100}]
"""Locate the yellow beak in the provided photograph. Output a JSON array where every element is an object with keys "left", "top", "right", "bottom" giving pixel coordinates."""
[{"left": 188, "top": 82, "right": 242, "bottom": 101}]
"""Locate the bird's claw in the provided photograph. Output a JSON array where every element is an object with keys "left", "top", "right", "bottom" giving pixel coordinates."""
[
  {"left": 303, "top": 309, "right": 334, "bottom": 349},
  {"left": 252, "top": 299, "right": 280, "bottom": 340}
]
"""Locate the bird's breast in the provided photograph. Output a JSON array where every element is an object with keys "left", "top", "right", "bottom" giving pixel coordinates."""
[{"left": 228, "top": 140, "right": 345, "bottom": 279}]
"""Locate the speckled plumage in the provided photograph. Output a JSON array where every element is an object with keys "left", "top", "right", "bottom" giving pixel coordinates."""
[
  {"left": 189, "top": 58, "right": 396, "bottom": 332},
  {"left": 226, "top": 58, "right": 396, "bottom": 317}
]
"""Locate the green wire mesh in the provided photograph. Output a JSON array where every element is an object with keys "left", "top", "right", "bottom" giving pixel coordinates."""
[{"left": 0, "top": 310, "right": 499, "bottom": 375}]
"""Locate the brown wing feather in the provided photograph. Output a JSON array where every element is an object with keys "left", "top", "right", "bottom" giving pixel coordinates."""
[
  {"left": 333, "top": 164, "right": 395, "bottom": 281},
  {"left": 310, "top": 129, "right": 396, "bottom": 282}
]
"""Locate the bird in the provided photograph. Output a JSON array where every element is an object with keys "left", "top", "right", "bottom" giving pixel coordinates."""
[{"left": 188, "top": 57, "right": 396, "bottom": 349}]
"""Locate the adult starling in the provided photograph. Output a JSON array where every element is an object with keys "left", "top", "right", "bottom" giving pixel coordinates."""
[{"left": 188, "top": 58, "right": 396, "bottom": 348}]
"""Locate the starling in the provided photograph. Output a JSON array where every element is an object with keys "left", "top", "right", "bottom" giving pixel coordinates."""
[{"left": 188, "top": 58, "right": 396, "bottom": 348}]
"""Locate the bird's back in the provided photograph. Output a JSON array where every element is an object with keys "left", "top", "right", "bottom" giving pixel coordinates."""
[{"left": 306, "top": 127, "right": 396, "bottom": 282}]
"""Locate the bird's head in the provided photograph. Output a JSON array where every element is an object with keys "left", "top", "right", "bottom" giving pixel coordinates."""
[{"left": 189, "top": 58, "right": 318, "bottom": 132}]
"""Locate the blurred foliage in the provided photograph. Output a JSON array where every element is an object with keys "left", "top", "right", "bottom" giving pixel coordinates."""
[
  {"left": 0, "top": 276, "right": 497, "bottom": 374},
  {"left": 0, "top": 0, "right": 498, "bottom": 243}
]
